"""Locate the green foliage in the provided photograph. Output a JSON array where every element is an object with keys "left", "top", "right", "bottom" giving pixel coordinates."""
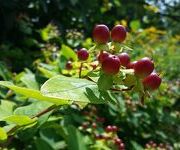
[{"left": 0, "top": 1, "right": 179, "bottom": 149}]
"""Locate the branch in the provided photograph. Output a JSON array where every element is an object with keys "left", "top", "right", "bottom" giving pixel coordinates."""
[{"left": 0, "top": 105, "right": 57, "bottom": 148}]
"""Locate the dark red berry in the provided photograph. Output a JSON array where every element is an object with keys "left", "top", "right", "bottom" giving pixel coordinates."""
[
  {"left": 93, "top": 24, "right": 110, "bottom": 44},
  {"left": 98, "top": 51, "right": 110, "bottom": 63},
  {"left": 112, "top": 125, "right": 118, "bottom": 132},
  {"left": 95, "top": 134, "right": 104, "bottom": 140},
  {"left": 82, "top": 111, "right": 89, "bottom": 115},
  {"left": 105, "top": 125, "right": 113, "bottom": 132},
  {"left": 127, "top": 61, "right": 137, "bottom": 69},
  {"left": 114, "top": 138, "right": 122, "bottom": 145},
  {"left": 102, "top": 55, "right": 121, "bottom": 75},
  {"left": 65, "top": 61, "right": 73, "bottom": 70},
  {"left": 152, "top": 143, "right": 157, "bottom": 148},
  {"left": 82, "top": 122, "right": 89, "bottom": 129},
  {"left": 77, "top": 48, "right": 89, "bottom": 61},
  {"left": 111, "top": 25, "right": 127, "bottom": 43},
  {"left": 143, "top": 73, "right": 161, "bottom": 90},
  {"left": 145, "top": 143, "right": 150, "bottom": 148},
  {"left": 117, "top": 52, "right": 130, "bottom": 67},
  {"left": 134, "top": 57, "right": 154, "bottom": 78},
  {"left": 92, "top": 122, "right": 97, "bottom": 128},
  {"left": 119, "top": 143, "right": 125, "bottom": 149},
  {"left": 96, "top": 117, "right": 105, "bottom": 123}
]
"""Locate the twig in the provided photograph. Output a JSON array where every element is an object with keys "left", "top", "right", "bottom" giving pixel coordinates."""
[
  {"left": 0, "top": 105, "right": 57, "bottom": 148},
  {"left": 31, "top": 105, "right": 56, "bottom": 119},
  {"left": 79, "top": 62, "right": 83, "bottom": 78}
]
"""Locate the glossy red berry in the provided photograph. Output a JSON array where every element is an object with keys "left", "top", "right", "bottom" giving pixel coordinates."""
[
  {"left": 134, "top": 57, "right": 154, "bottom": 78},
  {"left": 92, "top": 122, "right": 97, "bottom": 128},
  {"left": 111, "top": 25, "right": 127, "bottom": 42},
  {"left": 98, "top": 51, "right": 110, "bottom": 63},
  {"left": 105, "top": 125, "right": 113, "bottom": 132},
  {"left": 93, "top": 24, "right": 110, "bottom": 44},
  {"left": 114, "top": 138, "right": 122, "bottom": 145},
  {"left": 77, "top": 48, "right": 89, "bottom": 61},
  {"left": 127, "top": 61, "right": 137, "bottom": 69},
  {"left": 112, "top": 125, "right": 118, "bottom": 132},
  {"left": 118, "top": 52, "right": 130, "bottom": 67},
  {"left": 143, "top": 73, "right": 161, "bottom": 90},
  {"left": 95, "top": 134, "right": 104, "bottom": 140},
  {"left": 96, "top": 117, "right": 105, "bottom": 123},
  {"left": 65, "top": 61, "right": 73, "bottom": 70},
  {"left": 82, "top": 122, "right": 89, "bottom": 129},
  {"left": 118, "top": 143, "right": 125, "bottom": 149},
  {"left": 102, "top": 55, "right": 121, "bottom": 75}
]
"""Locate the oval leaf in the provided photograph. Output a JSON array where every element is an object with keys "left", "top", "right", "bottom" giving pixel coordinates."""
[
  {"left": 41, "top": 75, "right": 107, "bottom": 104},
  {"left": 0, "top": 81, "right": 70, "bottom": 105}
]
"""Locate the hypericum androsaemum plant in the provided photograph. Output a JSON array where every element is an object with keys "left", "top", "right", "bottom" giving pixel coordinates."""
[{"left": 0, "top": 24, "right": 162, "bottom": 146}]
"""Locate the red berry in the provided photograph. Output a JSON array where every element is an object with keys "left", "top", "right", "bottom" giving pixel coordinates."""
[
  {"left": 143, "top": 73, "right": 161, "bottom": 90},
  {"left": 77, "top": 48, "right": 89, "bottom": 61},
  {"left": 105, "top": 125, "right": 113, "bottom": 132},
  {"left": 134, "top": 57, "right": 154, "bottom": 78},
  {"left": 111, "top": 25, "right": 127, "bottom": 42},
  {"left": 127, "top": 61, "right": 137, "bottom": 69},
  {"left": 66, "top": 61, "right": 73, "bottom": 70},
  {"left": 118, "top": 52, "right": 130, "bottom": 67},
  {"left": 112, "top": 125, "right": 118, "bottom": 132},
  {"left": 98, "top": 51, "right": 110, "bottom": 63},
  {"left": 119, "top": 143, "right": 125, "bottom": 149},
  {"left": 96, "top": 117, "right": 105, "bottom": 123},
  {"left": 93, "top": 24, "right": 110, "bottom": 44},
  {"left": 114, "top": 138, "right": 122, "bottom": 145},
  {"left": 82, "top": 122, "right": 89, "bottom": 129},
  {"left": 92, "top": 122, "right": 97, "bottom": 128},
  {"left": 95, "top": 134, "right": 104, "bottom": 140},
  {"left": 102, "top": 55, "right": 121, "bottom": 75}
]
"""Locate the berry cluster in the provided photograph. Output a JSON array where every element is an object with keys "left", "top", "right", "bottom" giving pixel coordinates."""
[
  {"left": 79, "top": 106, "right": 125, "bottom": 150},
  {"left": 145, "top": 141, "right": 171, "bottom": 150},
  {"left": 64, "top": 24, "right": 162, "bottom": 102},
  {"left": 93, "top": 24, "right": 161, "bottom": 91}
]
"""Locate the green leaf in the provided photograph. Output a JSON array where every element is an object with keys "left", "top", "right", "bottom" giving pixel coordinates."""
[
  {"left": 0, "top": 81, "right": 70, "bottom": 105},
  {"left": 98, "top": 74, "right": 113, "bottom": 91},
  {"left": 39, "top": 124, "right": 67, "bottom": 149},
  {"left": 0, "top": 100, "right": 16, "bottom": 120},
  {"left": 130, "top": 20, "right": 141, "bottom": 31},
  {"left": 35, "top": 138, "right": 54, "bottom": 150},
  {"left": 61, "top": 44, "right": 77, "bottom": 61},
  {"left": 130, "top": 141, "right": 144, "bottom": 150},
  {"left": 41, "top": 75, "right": 107, "bottom": 104},
  {"left": 66, "top": 125, "right": 87, "bottom": 150},
  {"left": 123, "top": 74, "right": 136, "bottom": 87},
  {"left": 0, "top": 61, "right": 12, "bottom": 81},
  {"left": 2, "top": 115, "right": 36, "bottom": 126},
  {"left": 20, "top": 69, "right": 39, "bottom": 89},
  {"left": 14, "top": 101, "right": 54, "bottom": 126},
  {"left": 0, "top": 127, "right": 7, "bottom": 141},
  {"left": 38, "top": 66, "right": 58, "bottom": 78}
]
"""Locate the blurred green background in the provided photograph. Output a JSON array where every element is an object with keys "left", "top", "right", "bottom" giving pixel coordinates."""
[{"left": 0, "top": 0, "right": 179, "bottom": 150}]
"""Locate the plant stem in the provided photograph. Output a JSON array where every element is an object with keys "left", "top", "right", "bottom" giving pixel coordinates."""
[
  {"left": 79, "top": 62, "right": 83, "bottom": 78},
  {"left": 1, "top": 105, "right": 57, "bottom": 148},
  {"left": 31, "top": 105, "right": 56, "bottom": 119}
]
